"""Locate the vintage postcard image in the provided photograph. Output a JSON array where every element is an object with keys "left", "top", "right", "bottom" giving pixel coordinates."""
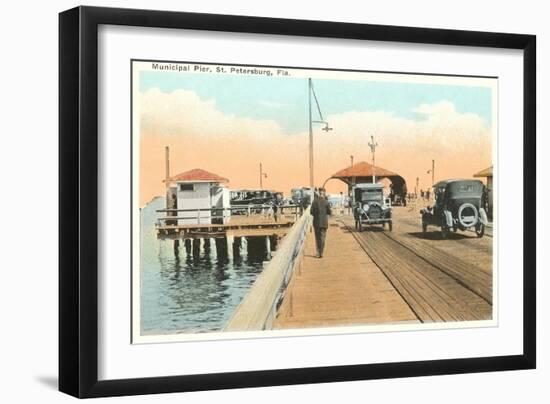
[{"left": 131, "top": 60, "right": 497, "bottom": 343}]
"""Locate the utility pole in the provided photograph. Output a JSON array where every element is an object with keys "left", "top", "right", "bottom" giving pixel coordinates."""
[
  {"left": 416, "top": 177, "right": 419, "bottom": 197},
  {"left": 165, "top": 146, "right": 170, "bottom": 188},
  {"left": 308, "top": 78, "right": 314, "bottom": 189},
  {"left": 427, "top": 159, "right": 435, "bottom": 188},
  {"left": 368, "top": 135, "right": 378, "bottom": 183},
  {"left": 259, "top": 163, "right": 267, "bottom": 189},
  {"left": 432, "top": 159, "right": 435, "bottom": 186},
  {"left": 165, "top": 146, "right": 170, "bottom": 209},
  {"left": 350, "top": 155, "right": 356, "bottom": 193}
]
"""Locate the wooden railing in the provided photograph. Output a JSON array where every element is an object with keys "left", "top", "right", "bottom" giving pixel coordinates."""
[
  {"left": 156, "top": 204, "right": 302, "bottom": 225},
  {"left": 224, "top": 206, "right": 312, "bottom": 331}
]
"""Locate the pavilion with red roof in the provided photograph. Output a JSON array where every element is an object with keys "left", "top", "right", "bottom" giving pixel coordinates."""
[{"left": 328, "top": 161, "right": 407, "bottom": 197}]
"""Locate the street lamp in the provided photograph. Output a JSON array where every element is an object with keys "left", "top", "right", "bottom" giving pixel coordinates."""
[
  {"left": 312, "top": 120, "right": 333, "bottom": 132},
  {"left": 308, "top": 78, "right": 332, "bottom": 189}
]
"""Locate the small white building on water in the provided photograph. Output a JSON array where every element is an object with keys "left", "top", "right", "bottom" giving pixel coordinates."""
[{"left": 166, "top": 168, "right": 230, "bottom": 225}]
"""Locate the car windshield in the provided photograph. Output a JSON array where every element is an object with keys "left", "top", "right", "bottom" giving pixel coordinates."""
[{"left": 360, "top": 189, "right": 382, "bottom": 202}]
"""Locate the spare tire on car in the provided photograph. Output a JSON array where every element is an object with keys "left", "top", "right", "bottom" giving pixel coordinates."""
[{"left": 457, "top": 202, "right": 479, "bottom": 228}]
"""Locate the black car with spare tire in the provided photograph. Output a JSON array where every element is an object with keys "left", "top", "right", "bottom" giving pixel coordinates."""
[{"left": 420, "top": 179, "right": 489, "bottom": 238}]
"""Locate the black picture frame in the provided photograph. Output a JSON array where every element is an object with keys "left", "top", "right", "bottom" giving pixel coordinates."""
[{"left": 59, "top": 6, "right": 536, "bottom": 398}]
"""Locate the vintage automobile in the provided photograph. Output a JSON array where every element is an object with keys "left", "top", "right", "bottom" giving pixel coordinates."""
[
  {"left": 230, "top": 189, "right": 282, "bottom": 214},
  {"left": 291, "top": 187, "right": 313, "bottom": 208},
  {"left": 420, "top": 179, "right": 488, "bottom": 238},
  {"left": 352, "top": 183, "right": 392, "bottom": 231},
  {"left": 389, "top": 182, "right": 408, "bottom": 207}
]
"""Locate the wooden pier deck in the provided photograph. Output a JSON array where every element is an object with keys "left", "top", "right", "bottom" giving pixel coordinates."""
[
  {"left": 273, "top": 208, "right": 493, "bottom": 330},
  {"left": 156, "top": 214, "right": 296, "bottom": 240},
  {"left": 273, "top": 220, "right": 419, "bottom": 329}
]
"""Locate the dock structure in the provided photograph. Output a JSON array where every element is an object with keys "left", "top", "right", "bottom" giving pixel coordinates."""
[
  {"left": 225, "top": 207, "right": 312, "bottom": 331},
  {"left": 276, "top": 211, "right": 492, "bottom": 328},
  {"left": 273, "top": 221, "right": 419, "bottom": 329},
  {"left": 157, "top": 157, "right": 303, "bottom": 260},
  {"left": 156, "top": 215, "right": 295, "bottom": 240},
  {"left": 156, "top": 206, "right": 302, "bottom": 240},
  {"left": 225, "top": 206, "right": 493, "bottom": 331}
]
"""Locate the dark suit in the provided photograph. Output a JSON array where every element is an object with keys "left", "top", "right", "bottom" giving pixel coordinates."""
[{"left": 311, "top": 195, "right": 331, "bottom": 257}]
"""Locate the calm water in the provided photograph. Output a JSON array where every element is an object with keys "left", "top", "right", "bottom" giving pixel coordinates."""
[{"left": 140, "top": 197, "right": 270, "bottom": 335}]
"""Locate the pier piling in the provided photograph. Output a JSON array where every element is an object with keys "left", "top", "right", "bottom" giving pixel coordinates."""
[
  {"left": 246, "top": 236, "right": 268, "bottom": 260},
  {"left": 215, "top": 237, "right": 228, "bottom": 258},
  {"left": 233, "top": 237, "right": 242, "bottom": 257},
  {"left": 204, "top": 238, "right": 211, "bottom": 254},
  {"left": 269, "top": 235, "right": 278, "bottom": 251},
  {"left": 184, "top": 239, "right": 192, "bottom": 254},
  {"left": 192, "top": 239, "right": 201, "bottom": 257}
]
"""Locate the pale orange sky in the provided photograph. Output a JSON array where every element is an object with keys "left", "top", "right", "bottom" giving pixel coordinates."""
[
  {"left": 138, "top": 89, "right": 492, "bottom": 206},
  {"left": 139, "top": 129, "right": 492, "bottom": 206}
]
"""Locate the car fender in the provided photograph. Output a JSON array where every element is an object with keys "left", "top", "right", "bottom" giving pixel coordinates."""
[
  {"left": 443, "top": 210, "right": 453, "bottom": 227},
  {"left": 355, "top": 205, "right": 366, "bottom": 218},
  {"left": 479, "top": 208, "right": 488, "bottom": 225}
]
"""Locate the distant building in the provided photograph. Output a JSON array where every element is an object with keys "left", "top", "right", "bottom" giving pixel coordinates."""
[
  {"left": 473, "top": 166, "right": 493, "bottom": 218},
  {"left": 166, "top": 168, "right": 230, "bottom": 225}
]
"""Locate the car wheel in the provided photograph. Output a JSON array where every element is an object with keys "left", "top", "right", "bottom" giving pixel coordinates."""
[
  {"left": 475, "top": 223, "right": 485, "bottom": 238},
  {"left": 422, "top": 221, "right": 427, "bottom": 233}
]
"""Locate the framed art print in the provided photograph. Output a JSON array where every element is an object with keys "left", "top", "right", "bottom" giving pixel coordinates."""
[{"left": 59, "top": 6, "right": 536, "bottom": 398}]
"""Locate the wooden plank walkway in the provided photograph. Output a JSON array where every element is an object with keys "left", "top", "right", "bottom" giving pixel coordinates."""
[
  {"left": 397, "top": 214, "right": 493, "bottom": 271},
  {"left": 273, "top": 221, "right": 419, "bottom": 329},
  {"left": 384, "top": 231, "right": 492, "bottom": 303},
  {"left": 344, "top": 219, "right": 492, "bottom": 322}
]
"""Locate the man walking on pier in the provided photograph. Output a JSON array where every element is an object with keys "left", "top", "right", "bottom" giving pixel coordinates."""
[{"left": 311, "top": 188, "right": 331, "bottom": 258}]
